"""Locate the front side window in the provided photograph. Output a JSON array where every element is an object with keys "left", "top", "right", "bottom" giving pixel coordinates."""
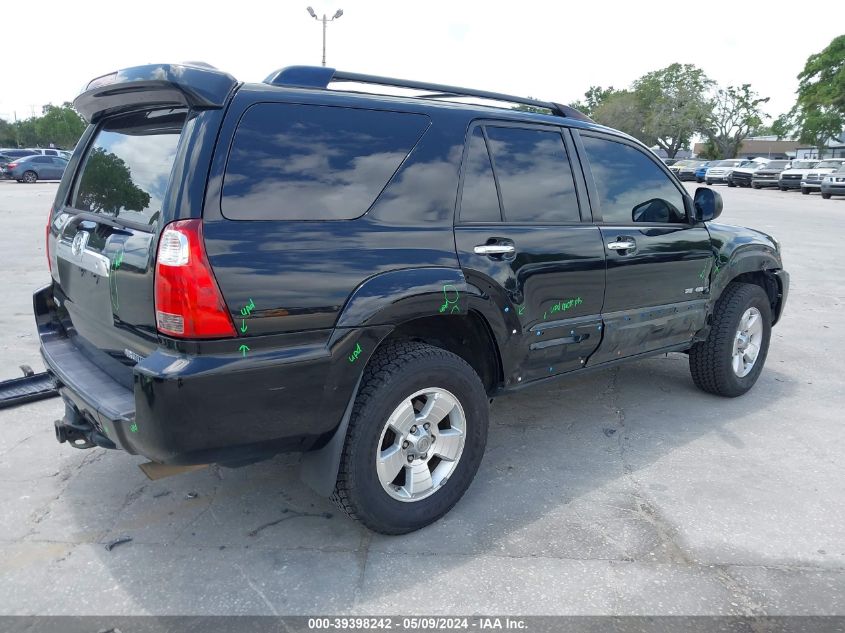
[
  {"left": 222, "top": 104, "right": 429, "bottom": 221},
  {"left": 485, "top": 126, "right": 580, "bottom": 223},
  {"left": 72, "top": 109, "right": 185, "bottom": 225},
  {"left": 581, "top": 135, "right": 687, "bottom": 224}
]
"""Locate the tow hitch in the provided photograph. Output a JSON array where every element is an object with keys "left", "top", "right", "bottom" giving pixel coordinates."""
[{"left": 54, "top": 403, "right": 116, "bottom": 450}]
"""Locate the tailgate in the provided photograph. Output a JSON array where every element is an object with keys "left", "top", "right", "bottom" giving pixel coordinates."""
[{"left": 49, "top": 109, "right": 187, "bottom": 386}]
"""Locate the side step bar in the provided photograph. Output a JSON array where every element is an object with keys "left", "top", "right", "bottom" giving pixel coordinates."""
[{"left": 0, "top": 366, "right": 59, "bottom": 410}]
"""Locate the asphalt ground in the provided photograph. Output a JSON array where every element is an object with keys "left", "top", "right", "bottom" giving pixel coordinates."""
[{"left": 0, "top": 179, "right": 843, "bottom": 616}]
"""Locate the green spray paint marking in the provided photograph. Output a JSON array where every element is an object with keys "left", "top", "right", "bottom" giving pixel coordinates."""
[
  {"left": 348, "top": 342, "right": 363, "bottom": 363},
  {"left": 548, "top": 297, "right": 583, "bottom": 316},
  {"left": 129, "top": 422, "right": 138, "bottom": 433},
  {"left": 517, "top": 304, "right": 526, "bottom": 316},
  {"left": 239, "top": 344, "right": 250, "bottom": 357},
  {"left": 240, "top": 319, "right": 248, "bottom": 334},
  {"left": 439, "top": 284, "right": 460, "bottom": 314},
  {"left": 698, "top": 262, "right": 710, "bottom": 280},
  {"left": 240, "top": 298, "right": 256, "bottom": 317},
  {"left": 109, "top": 249, "right": 125, "bottom": 312}
]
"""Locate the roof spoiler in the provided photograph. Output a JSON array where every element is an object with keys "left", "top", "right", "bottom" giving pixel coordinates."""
[
  {"left": 74, "top": 63, "right": 239, "bottom": 123},
  {"left": 263, "top": 65, "right": 594, "bottom": 123}
]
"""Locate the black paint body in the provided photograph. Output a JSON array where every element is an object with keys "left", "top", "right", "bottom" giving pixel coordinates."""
[{"left": 35, "top": 65, "right": 789, "bottom": 466}]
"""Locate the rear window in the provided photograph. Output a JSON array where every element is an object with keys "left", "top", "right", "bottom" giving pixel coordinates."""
[
  {"left": 71, "top": 109, "right": 186, "bottom": 226},
  {"left": 221, "top": 103, "right": 429, "bottom": 221}
]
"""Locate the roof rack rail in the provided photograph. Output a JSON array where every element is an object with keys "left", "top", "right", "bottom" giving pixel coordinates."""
[{"left": 263, "top": 66, "right": 593, "bottom": 123}]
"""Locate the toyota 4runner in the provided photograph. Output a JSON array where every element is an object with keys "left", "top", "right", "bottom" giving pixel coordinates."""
[{"left": 35, "top": 64, "right": 789, "bottom": 534}]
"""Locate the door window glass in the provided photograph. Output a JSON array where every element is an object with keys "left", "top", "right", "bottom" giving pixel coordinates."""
[
  {"left": 581, "top": 136, "right": 686, "bottom": 224},
  {"left": 459, "top": 127, "right": 501, "bottom": 222},
  {"left": 486, "top": 126, "right": 580, "bottom": 223}
]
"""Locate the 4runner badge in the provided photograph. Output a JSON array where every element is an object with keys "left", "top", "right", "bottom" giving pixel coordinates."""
[{"left": 71, "top": 231, "right": 89, "bottom": 257}]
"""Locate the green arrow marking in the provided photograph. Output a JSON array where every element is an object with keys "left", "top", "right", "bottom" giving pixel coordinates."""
[
  {"left": 240, "top": 319, "right": 248, "bottom": 333},
  {"left": 517, "top": 305, "right": 525, "bottom": 315},
  {"left": 239, "top": 344, "right": 250, "bottom": 357}
]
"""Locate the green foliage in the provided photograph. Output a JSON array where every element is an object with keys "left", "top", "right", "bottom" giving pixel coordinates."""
[
  {"left": 632, "top": 63, "right": 714, "bottom": 158},
  {"left": 75, "top": 148, "right": 150, "bottom": 215},
  {"left": 797, "top": 34, "right": 845, "bottom": 116},
  {"left": 568, "top": 86, "right": 619, "bottom": 118},
  {"left": 591, "top": 90, "right": 647, "bottom": 140},
  {"left": 702, "top": 84, "right": 770, "bottom": 158},
  {"left": 0, "top": 103, "right": 86, "bottom": 150},
  {"left": 773, "top": 35, "right": 845, "bottom": 157}
]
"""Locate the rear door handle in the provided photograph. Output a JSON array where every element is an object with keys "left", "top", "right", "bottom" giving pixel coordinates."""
[
  {"left": 474, "top": 244, "right": 516, "bottom": 255},
  {"left": 607, "top": 239, "right": 636, "bottom": 251}
]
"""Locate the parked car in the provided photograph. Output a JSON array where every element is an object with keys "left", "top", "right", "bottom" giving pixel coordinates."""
[
  {"left": 705, "top": 159, "right": 751, "bottom": 185},
  {"left": 0, "top": 154, "right": 14, "bottom": 179},
  {"left": 695, "top": 161, "right": 715, "bottom": 183},
  {"left": 0, "top": 148, "right": 38, "bottom": 159},
  {"left": 662, "top": 158, "right": 680, "bottom": 166},
  {"left": 676, "top": 160, "right": 706, "bottom": 181},
  {"left": 727, "top": 159, "right": 770, "bottom": 187},
  {"left": 26, "top": 148, "right": 72, "bottom": 160},
  {"left": 820, "top": 165, "right": 845, "bottom": 199},
  {"left": 751, "top": 160, "right": 792, "bottom": 189},
  {"left": 800, "top": 159, "right": 845, "bottom": 194},
  {"left": 36, "top": 63, "right": 789, "bottom": 534},
  {"left": 5, "top": 154, "right": 68, "bottom": 182},
  {"left": 778, "top": 160, "right": 818, "bottom": 190}
]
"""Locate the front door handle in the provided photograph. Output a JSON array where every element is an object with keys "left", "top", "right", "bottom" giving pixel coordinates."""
[
  {"left": 607, "top": 239, "right": 636, "bottom": 251},
  {"left": 474, "top": 244, "right": 516, "bottom": 255}
]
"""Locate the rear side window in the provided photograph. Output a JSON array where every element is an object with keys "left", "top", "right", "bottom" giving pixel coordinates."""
[
  {"left": 72, "top": 109, "right": 186, "bottom": 226},
  {"left": 459, "top": 127, "right": 501, "bottom": 222},
  {"left": 222, "top": 103, "right": 429, "bottom": 221},
  {"left": 485, "top": 126, "right": 580, "bottom": 223}
]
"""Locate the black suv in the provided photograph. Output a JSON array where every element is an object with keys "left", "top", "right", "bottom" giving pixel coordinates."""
[{"left": 35, "top": 64, "right": 789, "bottom": 534}]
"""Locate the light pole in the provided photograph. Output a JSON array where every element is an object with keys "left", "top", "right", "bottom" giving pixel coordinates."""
[{"left": 306, "top": 6, "right": 343, "bottom": 67}]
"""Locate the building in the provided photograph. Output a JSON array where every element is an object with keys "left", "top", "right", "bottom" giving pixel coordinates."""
[{"left": 692, "top": 138, "right": 801, "bottom": 159}]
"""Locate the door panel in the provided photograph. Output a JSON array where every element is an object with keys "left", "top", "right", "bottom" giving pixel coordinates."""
[
  {"left": 454, "top": 123, "right": 606, "bottom": 385},
  {"left": 575, "top": 131, "right": 713, "bottom": 363}
]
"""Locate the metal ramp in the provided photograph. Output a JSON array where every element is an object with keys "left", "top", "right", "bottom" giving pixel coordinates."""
[{"left": 0, "top": 366, "right": 58, "bottom": 409}]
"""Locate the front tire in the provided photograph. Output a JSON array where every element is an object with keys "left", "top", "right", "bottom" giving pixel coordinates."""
[
  {"left": 689, "top": 283, "right": 772, "bottom": 397},
  {"left": 801, "top": 187, "right": 810, "bottom": 195},
  {"left": 822, "top": 193, "right": 832, "bottom": 199},
  {"left": 22, "top": 170, "right": 37, "bottom": 183},
  {"left": 753, "top": 184, "right": 761, "bottom": 189},
  {"left": 779, "top": 186, "right": 787, "bottom": 191},
  {"left": 332, "top": 341, "right": 489, "bottom": 534}
]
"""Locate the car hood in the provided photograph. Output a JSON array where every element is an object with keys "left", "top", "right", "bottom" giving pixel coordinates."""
[{"left": 781, "top": 168, "right": 816, "bottom": 176}]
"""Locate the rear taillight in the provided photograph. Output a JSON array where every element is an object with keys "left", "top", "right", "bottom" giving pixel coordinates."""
[
  {"left": 154, "top": 219, "right": 236, "bottom": 338},
  {"left": 7, "top": 163, "right": 17, "bottom": 169},
  {"left": 46, "top": 206, "right": 53, "bottom": 274}
]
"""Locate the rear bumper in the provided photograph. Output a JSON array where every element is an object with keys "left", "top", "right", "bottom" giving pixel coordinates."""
[{"left": 35, "top": 284, "right": 379, "bottom": 465}]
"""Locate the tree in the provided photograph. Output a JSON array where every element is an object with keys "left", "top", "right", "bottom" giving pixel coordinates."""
[
  {"left": 569, "top": 86, "right": 619, "bottom": 118},
  {"left": 773, "top": 35, "right": 845, "bottom": 158},
  {"left": 632, "top": 64, "right": 714, "bottom": 158},
  {"left": 702, "top": 84, "right": 770, "bottom": 158},
  {"left": 75, "top": 148, "right": 150, "bottom": 215},
  {"left": 797, "top": 35, "right": 845, "bottom": 116},
  {"left": 0, "top": 119, "right": 16, "bottom": 146},
  {"left": 33, "top": 103, "right": 86, "bottom": 150},
  {"left": 591, "top": 90, "right": 648, "bottom": 141}
]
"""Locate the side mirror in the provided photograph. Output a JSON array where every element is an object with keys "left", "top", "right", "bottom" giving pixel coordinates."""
[{"left": 693, "top": 187, "right": 723, "bottom": 222}]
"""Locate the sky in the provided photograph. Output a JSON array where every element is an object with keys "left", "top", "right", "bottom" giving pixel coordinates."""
[{"left": 1, "top": 0, "right": 843, "bottom": 124}]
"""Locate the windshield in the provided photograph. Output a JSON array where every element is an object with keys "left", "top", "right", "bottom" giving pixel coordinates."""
[
  {"left": 791, "top": 161, "right": 817, "bottom": 169},
  {"left": 816, "top": 160, "right": 845, "bottom": 169},
  {"left": 715, "top": 160, "right": 741, "bottom": 167},
  {"left": 71, "top": 108, "right": 186, "bottom": 226},
  {"left": 763, "top": 161, "right": 789, "bottom": 169}
]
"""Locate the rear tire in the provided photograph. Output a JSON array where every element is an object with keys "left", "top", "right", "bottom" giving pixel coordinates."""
[
  {"left": 728, "top": 180, "right": 736, "bottom": 187},
  {"left": 822, "top": 193, "right": 832, "bottom": 199},
  {"left": 332, "top": 341, "right": 489, "bottom": 534},
  {"left": 801, "top": 187, "right": 810, "bottom": 195},
  {"left": 22, "top": 171, "right": 37, "bottom": 183},
  {"left": 696, "top": 177, "right": 704, "bottom": 183},
  {"left": 689, "top": 283, "right": 772, "bottom": 397},
  {"left": 779, "top": 186, "right": 787, "bottom": 191},
  {"left": 753, "top": 184, "right": 761, "bottom": 189}
]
